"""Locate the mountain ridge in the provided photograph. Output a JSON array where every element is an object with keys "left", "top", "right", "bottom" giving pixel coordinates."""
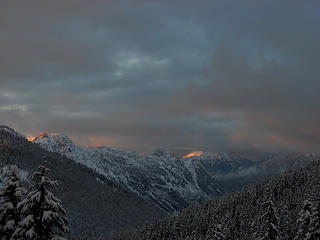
[
  {"left": 29, "top": 130, "right": 320, "bottom": 212},
  {"left": 32, "top": 132, "right": 223, "bottom": 213}
]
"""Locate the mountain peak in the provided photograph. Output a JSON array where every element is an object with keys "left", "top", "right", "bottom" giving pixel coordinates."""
[
  {"left": 0, "top": 126, "right": 25, "bottom": 139},
  {"left": 32, "top": 132, "right": 76, "bottom": 153},
  {"left": 32, "top": 131, "right": 48, "bottom": 141},
  {"left": 0, "top": 125, "right": 16, "bottom": 133},
  {"left": 32, "top": 132, "right": 71, "bottom": 142},
  {"left": 183, "top": 151, "right": 203, "bottom": 159}
]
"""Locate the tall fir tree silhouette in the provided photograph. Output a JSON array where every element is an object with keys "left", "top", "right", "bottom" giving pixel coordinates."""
[{"left": 12, "top": 157, "right": 69, "bottom": 240}]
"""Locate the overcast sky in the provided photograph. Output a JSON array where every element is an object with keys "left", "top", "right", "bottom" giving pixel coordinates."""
[{"left": 1, "top": 0, "right": 320, "bottom": 153}]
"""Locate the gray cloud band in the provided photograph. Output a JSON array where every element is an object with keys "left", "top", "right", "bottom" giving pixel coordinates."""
[{"left": 1, "top": 0, "right": 319, "bottom": 152}]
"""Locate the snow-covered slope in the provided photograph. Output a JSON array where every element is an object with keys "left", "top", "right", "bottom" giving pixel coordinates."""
[
  {"left": 0, "top": 165, "right": 29, "bottom": 188},
  {"left": 33, "top": 133, "right": 223, "bottom": 213}
]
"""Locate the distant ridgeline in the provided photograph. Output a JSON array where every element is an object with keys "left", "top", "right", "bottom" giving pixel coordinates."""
[{"left": 111, "top": 160, "right": 320, "bottom": 240}]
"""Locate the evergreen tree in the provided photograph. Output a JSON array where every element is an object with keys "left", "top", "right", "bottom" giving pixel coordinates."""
[
  {"left": 12, "top": 158, "right": 69, "bottom": 240},
  {"left": 294, "top": 199, "right": 313, "bottom": 240},
  {"left": 207, "top": 223, "right": 225, "bottom": 240},
  {"left": 0, "top": 166, "right": 26, "bottom": 240},
  {"left": 307, "top": 201, "right": 320, "bottom": 240},
  {"left": 258, "top": 194, "right": 282, "bottom": 240}
]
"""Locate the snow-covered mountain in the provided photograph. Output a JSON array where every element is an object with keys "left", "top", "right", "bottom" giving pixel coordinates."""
[
  {"left": 31, "top": 132, "right": 320, "bottom": 212},
  {"left": 0, "top": 126, "right": 164, "bottom": 237},
  {"left": 32, "top": 133, "right": 223, "bottom": 213}
]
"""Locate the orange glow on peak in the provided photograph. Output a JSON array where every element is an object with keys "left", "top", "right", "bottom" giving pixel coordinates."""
[
  {"left": 183, "top": 151, "right": 203, "bottom": 158},
  {"left": 37, "top": 132, "right": 47, "bottom": 138},
  {"left": 27, "top": 136, "right": 35, "bottom": 142},
  {"left": 26, "top": 132, "right": 47, "bottom": 142}
]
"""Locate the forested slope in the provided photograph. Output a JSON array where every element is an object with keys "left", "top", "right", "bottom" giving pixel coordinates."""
[{"left": 112, "top": 160, "right": 320, "bottom": 240}]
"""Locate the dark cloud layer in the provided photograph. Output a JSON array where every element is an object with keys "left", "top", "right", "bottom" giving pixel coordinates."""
[{"left": 1, "top": 0, "right": 319, "bottom": 152}]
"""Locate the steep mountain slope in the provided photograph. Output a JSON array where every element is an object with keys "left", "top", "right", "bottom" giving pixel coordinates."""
[
  {"left": 33, "top": 133, "right": 223, "bottom": 213},
  {"left": 114, "top": 159, "right": 320, "bottom": 240},
  {"left": 0, "top": 126, "right": 164, "bottom": 238}
]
